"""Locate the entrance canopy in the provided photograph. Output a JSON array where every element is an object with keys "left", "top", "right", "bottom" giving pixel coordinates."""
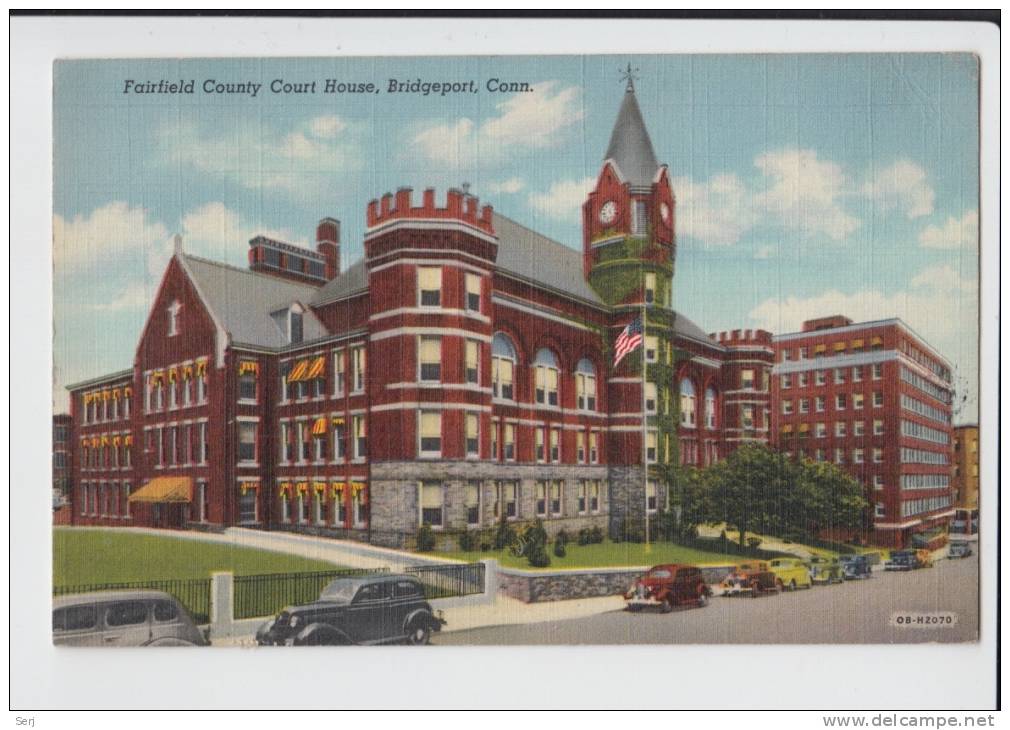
[{"left": 128, "top": 476, "right": 193, "bottom": 503}]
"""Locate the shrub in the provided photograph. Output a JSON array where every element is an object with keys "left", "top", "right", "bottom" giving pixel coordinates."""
[
  {"left": 493, "top": 515, "right": 516, "bottom": 550},
  {"left": 589, "top": 525, "right": 604, "bottom": 544},
  {"left": 416, "top": 523, "right": 436, "bottom": 552},
  {"left": 523, "top": 519, "right": 551, "bottom": 568},
  {"left": 479, "top": 542, "right": 492, "bottom": 552},
  {"left": 458, "top": 530, "right": 478, "bottom": 552},
  {"left": 553, "top": 529, "right": 568, "bottom": 558},
  {"left": 577, "top": 527, "right": 593, "bottom": 546},
  {"left": 528, "top": 544, "right": 552, "bottom": 567},
  {"left": 614, "top": 517, "right": 645, "bottom": 544},
  {"left": 746, "top": 537, "right": 763, "bottom": 551}
]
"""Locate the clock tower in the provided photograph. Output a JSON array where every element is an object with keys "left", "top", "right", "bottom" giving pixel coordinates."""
[{"left": 582, "top": 72, "right": 676, "bottom": 305}]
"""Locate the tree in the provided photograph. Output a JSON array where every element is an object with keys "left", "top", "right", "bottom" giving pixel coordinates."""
[
  {"left": 795, "top": 459, "right": 867, "bottom": 537},
  {"left": 706, "top": 444, "right": 782, "bottom": 549}
]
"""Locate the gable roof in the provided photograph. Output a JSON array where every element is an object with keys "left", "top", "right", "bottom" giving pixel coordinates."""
[
  {"left": 605, "top": 87, "right": 660, "bottom": 187},
  {"left": 311, "top": 258, "right": 368, "bottom": 306},
  {"left": 180, "top": 254, "right": 328, "bottom": 348}
]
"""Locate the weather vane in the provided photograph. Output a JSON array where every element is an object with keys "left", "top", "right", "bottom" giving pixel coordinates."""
[{"left": 619, "top": 62, "right": 639, "bottom": 92}]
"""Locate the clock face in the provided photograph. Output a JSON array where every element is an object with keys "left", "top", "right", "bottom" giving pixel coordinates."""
[
  {"left": 599, "top": 200, "right": 617, "bottom": 225},
  {"left": 660, "top": 202, "right": 671, "bottom": 224}
]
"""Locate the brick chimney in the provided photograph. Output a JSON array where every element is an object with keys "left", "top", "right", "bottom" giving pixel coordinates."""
[{"left": 316, "top": 217, "right": 340, "bottom": 279}]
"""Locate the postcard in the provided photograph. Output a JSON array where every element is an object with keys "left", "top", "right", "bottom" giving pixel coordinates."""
[{"left": 51, "top": 52, "right": 981, "bottom": 649}]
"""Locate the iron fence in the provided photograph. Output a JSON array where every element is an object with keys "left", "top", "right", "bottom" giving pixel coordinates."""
[
  {"left": 406, "top": 562, "right": 486, "bottom": 599},
  {"left": 232, "top": 568, "right": 386, "bottom": 620},
  {"left": 53, "top": 578, "right": 213, "bottom": 624}
]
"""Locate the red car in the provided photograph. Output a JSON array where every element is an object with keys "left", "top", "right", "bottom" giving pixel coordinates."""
[{"left": 625, "top": 564, "right": 712, "bottom": 613}]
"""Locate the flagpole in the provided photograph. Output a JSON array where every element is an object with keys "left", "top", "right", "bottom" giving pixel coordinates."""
[{"left": 642, "top": 266, "right": 650, "bottom": 546}]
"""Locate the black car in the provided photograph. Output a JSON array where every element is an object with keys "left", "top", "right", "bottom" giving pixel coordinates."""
[
  {"left": 255, "top": 574, "right": 446, "bottom": 646},
  {"left": 839, "top": 554, "right": 873, "bottom": 580},
  {"left": 884, "top": 550, "right": 917, "bottom": 571}
]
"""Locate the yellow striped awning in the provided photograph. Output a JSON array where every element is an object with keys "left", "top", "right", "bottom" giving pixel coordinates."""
[
  {"left": 168, "top": 368, "right": 180, "bottom": 383},
  {"left": 111, "top": 388, "right": 121, "bottom": 400},
  {"left": 149, "top": 371, "right": 165, "bottom": 386},
  {"left": 814, "top": 344, "right": 827, "bottom": 353},
  {"left": 129, "top": 476, "right": 193, "bottom": 504},
  {"left": 102, "top": 390, "right": 111, "bottom": 401},
  {"left": 781, "top": 424, "right": 793, "bottom": 434},
  {"left": 850, "top": 339, "right": 864, "bottom": 348},
  {"left": 288, "top": 359, "right": 310, "bottom": 383},
  {"left": 311, "top": 417, "right": 328, "bottom": 436},
  {"left": 833, "top": 342, "right": 846, "bottom": 351},
  {"left": 296, "top": 481, "right": 309, "bottom": 493},
  {"left": 195, "top": 360, "right": 208, "bottom": 377},
  {"left": 238, "top": 361, "right": 259, "bottom": 376},
  {"left": 331, "top": 416, "right": 345, "bottom": 426},
  {"left": 124, "top": 434, "right": 133, "bottom": 446},
  {"left": 331, "top": 481, "right": 345, "bottom": 497},
  {"left": 239, "top": 481, "right": 259, "bottom": 495},
  {"left": 112, "top": 435, "right": 122, "bottom": 447},
  {"left": 123, "top": 386, "right": 133, "bottom": 398},
  {"left": 313, "top": 481, "right": 326, "bottom": 493},
  {"left": 871, "top": 336, "right": 883, "bottom": 346},
  {"left": 81, "top": 437, "right": 89, "bottom": 446},
  {"left": 798, "top": 423, "right": 810, "bottom": 432},
  {"left": 278, "top": 482, "right": 292, "bottom": 496},
  {"left": 182, "top": 364, "right": 194, "bottom": 380},
  {"left": 305, "top": 356, "right": 325, "bottom": 380},
  {"left": 100, "top": 435, "right": 110, "bottom": 446}
]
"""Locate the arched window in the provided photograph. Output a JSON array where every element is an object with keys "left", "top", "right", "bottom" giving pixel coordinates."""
[
  {"left": 704, "top": 387, "right": 718, "bottom": 429},
  {"left": 575, "top": 358, "right": 597, "bottom": 411},
  {"left": 533, "top": 349, "right": 559, "bottom": 406},
  {"left": 492, "top": 333, "right": 517, "bottom": 400},
  {"left": 679, "top": 378, "right": 696, "bottom": 428}
]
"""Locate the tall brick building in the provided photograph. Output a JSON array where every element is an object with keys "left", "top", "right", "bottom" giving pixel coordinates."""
[
  {"left": 66, "top": 81, "right": 774, "bottom": 547},
  {"left": 951, "top": 424, "right": 979, "bottom": 536},
  {"left": 772, "top": 315, "right": 955, "bottom": 549}
]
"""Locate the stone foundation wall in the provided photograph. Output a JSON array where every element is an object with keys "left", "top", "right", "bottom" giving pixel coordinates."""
[{"left": 498, "top": 564, "right": 734, "bottom": 603}]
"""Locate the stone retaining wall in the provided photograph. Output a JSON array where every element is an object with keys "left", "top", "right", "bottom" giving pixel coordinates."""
[{"left": 498, "top": 564, "right": 734, "bottom": 603}]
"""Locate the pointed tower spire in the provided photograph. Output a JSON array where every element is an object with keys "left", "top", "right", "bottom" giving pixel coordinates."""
[{"left": 605, "top": 66, "right": 659, "bottom": 187}]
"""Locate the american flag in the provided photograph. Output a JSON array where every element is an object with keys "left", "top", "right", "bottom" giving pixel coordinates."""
[{"left": 613, "top": 317, "right": 644, "bottom": 366}]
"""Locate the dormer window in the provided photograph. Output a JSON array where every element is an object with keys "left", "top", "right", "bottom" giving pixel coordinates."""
[
  {"left": 167, "top": 300, "right": 181, "bottom": 337},
  {"left": 290, "top": 311, "right": 303, "bottom": 343}
]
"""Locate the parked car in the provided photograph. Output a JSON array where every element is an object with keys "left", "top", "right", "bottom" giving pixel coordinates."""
[
  {"left": 719, "top": 561, "right": 780, "bottom": 597},
  {"left": 839, "top": 554, "right": 873, "bottom": 580},
  {"left": 808, "top": 555, "right": 844, "bottom": 584},
  {"left": 53, "top": 590, "right": 209, "bottom": 647},
  {"left": 913, "top": 548, "right": 935, "bottom": 568},
  {"left": 767, "top": 557, "right": 813, "bottom": 590},
  {"left": 624, "top": 564, "right": 712, "bottom": 612},
  {"left": 948, "top": 542, "right": 973, "bottom": 559},
  {"left": 255, "top": 574, "right": 445, "bottom": 646},
  {"left": 884, "top": 550, "right": 917, "bottom": 571}
]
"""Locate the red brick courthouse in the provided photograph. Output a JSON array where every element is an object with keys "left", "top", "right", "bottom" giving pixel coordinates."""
[{"left": 68, "top": 81, "right": 954, "bottom": 549}]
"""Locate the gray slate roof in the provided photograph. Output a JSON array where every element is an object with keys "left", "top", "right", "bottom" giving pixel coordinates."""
[
  {"left": 311, "top": 258, "right": 368, "bottom": 306},
  {"left": 181, "top": 254, "right": 329, "bottom": 348},
  {"left": 605, "top": 88, "right": 660, "bottom": 187}
]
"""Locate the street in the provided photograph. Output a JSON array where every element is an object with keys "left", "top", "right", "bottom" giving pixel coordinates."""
[{"left": 435, "top": 553, "right": 979, "bottom": 645}]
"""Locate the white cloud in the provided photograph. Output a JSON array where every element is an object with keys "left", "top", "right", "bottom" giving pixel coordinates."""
[
  {"left": 672, "top": 173, "right": 757, "bottom": 247},
  {"left": 485, "top": 177, "right": 525, "bottom": 195},
  {"left": 918, "top": 210, "right": 979, "bottom": 249},
  {"left": 527, "top": 177, "right": 595, "bottom": 222},
  {"left": 92, "top": 281, "right": 151, "bottom": 312},
  {"left": 753, "top": 149, "right": 860, "bottom": 241},
  {"left": 410, "top": 81, "right": 583, "bottom": 167},
  {"left": 159, "top": 115, "right": 360, "bottom": 197},
  {"left": 54, "top": 201, "right": 169, "bottom": 271},
  {"left": 863, "top": 159, "right": 935, "bottom": 219},
  {"left": 747, "top": 262, "right": 978, "bottom": 418}
]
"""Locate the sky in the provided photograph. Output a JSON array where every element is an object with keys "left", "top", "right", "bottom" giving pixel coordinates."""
[{"left": 53, "top": 54, "right": 980, "bottom": 421}]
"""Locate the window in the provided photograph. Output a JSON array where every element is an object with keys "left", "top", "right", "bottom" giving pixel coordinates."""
[
  {"left": 314, "top": 488, "right": 327, "bottom": 525},
  {"left": 816, "top": 370, "right": 827, "bottom": 386},
  {"left": 492, "top": 333, "right": 517, "bottom": 400},
  {"left": 490, "top": 422, "right": 499, "bottom": 460},
  {"left": 419, "top": 411, "right": 441, "bottom": 457},
  {"left": 875, "top": 502, "right": 886, "bottom": 519},
  {"left": 575, "top": 359, "right": 597, "bottom": 411},
  {"left": 536, "top": 427, "right": 546, "bottom": 462},
  {"left": 644, "top": 382, "right": 658, "bottom": 414},
  {"left": 238, "top": 362, "right": 258, "bottom": 401},
  {"left": 632, "top": 200, "right": 647, "bottom": 235},
  {"left": 107, "top": 601, "right": 149, "bottom": 628},
  {"left": 280, "top": 423, "right": 293, "bottom": 463},
  {"left": 589, "top": 431, "right": 599, "bottom": 463},
  {"left": 578, "top": 481, "right": 588, "bottom": 514},
  {"left": 873, "top": 475, "right": 884, "bottom": 491},
  {"left": 834, "top": 368, "right": 846, "bottom": 385},
  {"left": 873, "top": 448, "right": 883, "bottom": 464},
  {"left": 550, "top": 428, "right": 561, "bottom": 462},
  {"left": 741, "top": 405, "right": 755, "bottom": 430},
  {"left": 533, "top": 349, "right": 559, "bottom": 406},
  {"left": 782, "top": 400, "right": 794, "bottom": 415},
  {"left": 853, "top": 366, "right": 863, "bottom": 382},
  {"left": 853, "top": 420, "right": 865, "bottom": 437},
  {"left": 465, "top": 339, "right": 480, "bottom": 385},
  {"left": 196, "top": 364, "right": 208, "bottom": 403},
  {"left": 873, "top": 391, "right": 884, "bottom": 408},
  {"left": 576, "top": 431, "right": 586, "bottom": 463},
  {"left": 297, "top": 421, "right": 311, "bottom": 462},
  {"left": 535, "top": 481, "right": 547, "bottom": 516},
  {"left": 196, "top": 481, "right": 208, "bottom": 523},
  {"left": 798, "top": 397, "right": 810, "bottom": 414},
  {"left": 418, "top": 336, "right": 442, "bottom": 382},
  {"left": 646, "top": 431, "right": 658, "bottom": 463},
  {"left": 465, "top": 273, "right": 481, "bottom": 312},
  {"left": 782, "top": 349, "right": 792, "bottom": 362},
  {"left": 835, "top": 394, "right": 847, "bottom": 411},
  {"left": 332, "top": 419, "right": 346, "bottom": 461},
  {"left": 418, "top": 267, "right": 441, "bottom": 307},
  {"left": 872, "top": 363, "right": 883, "bottom": 380},
  {"left": 853, "top": 393, "right": 864, "bottom": 410},
  {"left": 741, "top": 369, "right": 755, "bottom": 389},
  {"left": 167, "top": 300, "right": 181, "bottom": 337},
  {"left": 644, "top": 272, "right": 656, "bottom": 304},
  {"left": 835, "top": 421, "right": 846, "bottom": 437},
  {"left": 679, "top": 379, "right": 696, "bottom": 427},
  {"left": 798, "top": 372, "right": 808, "bottom": 387},
  {"left": 645, "top": 336, "right": 658, "bottom": 363},
  {"left": 815, "top": 422, "right": 827, "bottom": 439},
  {"left": 333, "top": 350, "right": 345, "bottom": 396},
  {"left": 589, "top": 480, "right": 601, "bottom": 513},
  {"left": 550, "top": 481, "right": 562, "bottom": 516},
  {"left": 353, "top": 415, "right": 368, "bottom": 460},
  {"left": 351, "top": 347, "right": 366, "bottom": 393},
  {"left": 198, "top": 422, "right": 208, "bottom": 464},
  {"left": 290, "top": 311, "right": 303, "bottom": 344},
  {"left": 238, "top": 422, "right": 257, "bottom": 463},
  {"left": 815, "top": 396, "right": 826, "bottom": 412},
  {"left": 464, "top": 480, "right": 480, "bottom": 525},
  {"left": 704, "top": 388, "right": 717, "bottom": 428},
  {"left": 313, "top": 421, "right": 327, "bottom": 462},
  {"left": 466, "top": 414, "right": 479, "bottom": 457},
  {"left": 496, "top": 481, "right": 518, "bottom": 519},
  {"left": 238, "top": 487, "right": 258, "bottom": 523},
  {"left": 873, "top": 419, "right": 884, "bottom": 436},
  {"left": 54, "top": 604, "right": 97, "bottom": 633},
  {"left": 853, "top": 448, "right": 864, "bottom": 464},
  {"left": 420, "top": 482, "right": 444, "bottom": 527},
  {"left": 503, "top": 424, "right": 515, "bottom": 461},
  {"left": 646, "top": 480, "right": 658, "bottom": 513},
  {"left": 835, "top": 448, "right": 845, "bottom": 465}
]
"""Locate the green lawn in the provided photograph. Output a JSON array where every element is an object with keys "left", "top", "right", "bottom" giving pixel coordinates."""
[
  {"left": 435, "top": 539, "right": 753, "bottom": 570},
  {"left": 54, "top": 529, "right": 343, "bottom": 586}
]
